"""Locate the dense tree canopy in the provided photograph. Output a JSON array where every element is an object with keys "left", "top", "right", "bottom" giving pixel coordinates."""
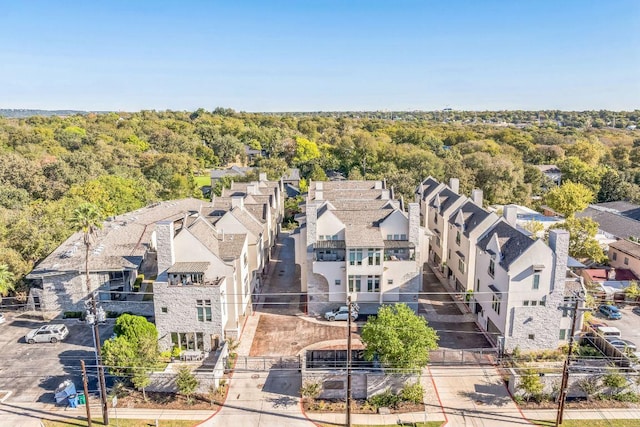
[{"left": 0, "top": 108, "right": 638, "bottom": 292}]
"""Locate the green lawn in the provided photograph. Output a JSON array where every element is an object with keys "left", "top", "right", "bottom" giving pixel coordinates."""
[
  {"left": 533, "top": 420, "right": 640, "bottom": 427},
  {"left": 42, "top": 419, "right": 197, "bottom": 427},
  {"left": 193, "top": 175, "right": 211, "bottom": 187}
]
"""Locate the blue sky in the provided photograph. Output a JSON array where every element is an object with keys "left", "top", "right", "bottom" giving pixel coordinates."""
[{"left": 1, "top": 1, "right": 638, "bottom": 111}]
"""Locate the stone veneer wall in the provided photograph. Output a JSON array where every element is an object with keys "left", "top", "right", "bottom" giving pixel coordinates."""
[
  {"left": 504, "top": 229, "right": 570, "bottom": 352},
  {"left": 153, "top": 281, "right": 224, "bottom": 352}
]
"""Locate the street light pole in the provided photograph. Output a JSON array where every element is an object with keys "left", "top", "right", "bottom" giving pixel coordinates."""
[
  {"left": 346, "top": 295, "right": 352, "bottom": 427},
  {"left": 556, "top": 297, "right": 580, "bottom": 427}
]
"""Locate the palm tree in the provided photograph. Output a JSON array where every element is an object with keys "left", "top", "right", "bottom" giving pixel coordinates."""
[
  {"left": 0, "top": 264, "right": 15, "bottom": 300},
  {"left": 69, "top": 203, "right": 103, "bottom": 294}
]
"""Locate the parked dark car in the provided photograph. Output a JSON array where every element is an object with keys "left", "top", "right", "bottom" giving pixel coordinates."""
[{"left": 598, "top": 304, "right": 622, "bottom": 320}]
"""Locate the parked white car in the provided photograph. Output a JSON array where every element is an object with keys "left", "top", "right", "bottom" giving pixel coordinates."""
[
  {"left": 324, "top": 305, "right": 358, "bottom": 321},
  {"left": 0, "top": 313, "right": 5, "bottom": 324},
  {"left": 25, "top": 325, "right": 69, "bottom": 344}
]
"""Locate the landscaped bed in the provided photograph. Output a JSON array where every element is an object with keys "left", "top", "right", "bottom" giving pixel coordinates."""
[
  {"left": 303, "top": 398, "right": 424, "bottom": 414},
  {"left": 112, "top": 386, "right": 227, "bottom": 410}
]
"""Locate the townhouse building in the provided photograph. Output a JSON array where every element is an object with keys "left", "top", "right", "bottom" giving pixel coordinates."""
[
  {"left": 445, "top": 192, "right": 499, "bottom": 295},
  {"left": 26, "top": 199, "right": 205, "bottom": 316},
  {"left": 417, "top": 177, "right": 583, "bottom": 351},
  {"left": 293, "top": 180, "right": 428, "bottom": 316}
]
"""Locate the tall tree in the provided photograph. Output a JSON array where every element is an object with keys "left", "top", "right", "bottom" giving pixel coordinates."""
[
  {"left": 549, "top": 217, "right": 606, "bottom": 262},
  {"left": 544, "top": 181, "right": 593, "bottom": 218},
  {"left": 597, "top": 169, "right": 629, "bottom": 203},
  {"left": 361, "top": 303, "right": 438, "bottom": 373},
  {"left": 69, "top": 203, "right": 103, "bottom": 294},
  {"left": 0, "top": 264, "right": 15, "bottom": 299}
]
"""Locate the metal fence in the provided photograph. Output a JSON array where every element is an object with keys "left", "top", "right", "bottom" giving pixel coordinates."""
[
  {"left": 429, "top": 347, "right": 498, "bottom": 365},
  {"left": 232, "top": 356, "right": 301, "bottom": 371}
]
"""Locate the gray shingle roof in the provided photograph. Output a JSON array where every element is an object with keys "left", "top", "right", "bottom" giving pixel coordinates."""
[
  {"left": 28, "top": 198, "right": 205, "bottom": 277},
  {"left": 577, "top": 207, "right": 640, "bottom": 239},
  {"left": 418, "top": 177, "right": 442, "bottom": 199},
  {"left": 168, "top": 262, "right": 210, "bottom": 274},
  {"left": 217, "top": 233, "right": 246, "bottom": 260},
  {"left": 592, "top": 201, "right": 640, "bottom": 221},
  {"left": 437, "top": 188, "right": 464, "bottom": 213},
  {"left": 478, "top": 221, "right": 536, "bottom": 269},
  {"left": 449, "top": 200, "right": 492, "bottom": 237}
]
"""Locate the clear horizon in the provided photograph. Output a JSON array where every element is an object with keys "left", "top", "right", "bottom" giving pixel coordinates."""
[{"left": 1, "top": 0, "right": 639, "bottom": 112}]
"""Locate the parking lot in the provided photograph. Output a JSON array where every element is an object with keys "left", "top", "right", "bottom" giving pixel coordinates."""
[
  {"left": 593, "top": 303, "right": 640, "bottom": 349},
  {"left": 0, "top": 312, "right": 113, "bottom": 404}
]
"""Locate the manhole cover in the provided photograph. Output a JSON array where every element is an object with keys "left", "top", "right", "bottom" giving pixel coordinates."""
[
  {"left": 251, "top": 374, "right": 259, "bottom": 379},
  {"left": 291, "top": 342, "right": 298, "bottom": 346}
]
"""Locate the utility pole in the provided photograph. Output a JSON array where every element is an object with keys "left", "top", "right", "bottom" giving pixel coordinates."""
[
  {"left": 80, "top": 360, "right": 92, "bottom": 427},
  {"left": 556, "top": 297, "right": 580, "bottom": 427},
  {"left": 346, "top": 295, "right": 352, "bottom": 427},
  {"left": 91, "top": 296, "right": 109, "bottom": 425}
]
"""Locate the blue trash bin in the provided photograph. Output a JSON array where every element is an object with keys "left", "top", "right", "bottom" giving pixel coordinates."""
[{"left": 68, "top": 394, "right": 78, "bottom": 408}]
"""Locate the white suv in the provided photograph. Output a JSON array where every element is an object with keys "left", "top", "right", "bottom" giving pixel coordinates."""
[
  {"left": 324, "top": 306, "right": 359, "bottom": 321},
  {"left": 25, "top": 325, "right": 69, "bottom": 344}
]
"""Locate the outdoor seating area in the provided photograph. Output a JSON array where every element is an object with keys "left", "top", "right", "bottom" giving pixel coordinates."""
[{"left": 180, "top": 350, "right": 205, "bottom": 361}]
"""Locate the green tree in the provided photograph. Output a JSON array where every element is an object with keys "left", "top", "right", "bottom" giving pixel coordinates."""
[
  {"left": 210, "top": 134, "right": 245, "bottom": 165},
  {"left": 69, "top": 203, "right": 103, "bottom": 294},
  {"left": 597, "top": 169, "right": 629, "bottom": 203},
  {"left": 361, "top": 303, "right": 438, "bottom": 372},
  {"left": 176, "top": 366, "right": 199, "bottom": 404},
  {"left": 102, "top": 314, "right": 159, "bottom": 400},
  {"left": 543, "top": 181, "right": 593, "bottom": 218},
  {"left": 292, "top": 137, "right": 320, "bottom": 166},
  {"left": 0, "top": 264, "right": 15, "bottom": 298},
  {"left": 549, "top": 217, "right": 606, "bottom": 262}
]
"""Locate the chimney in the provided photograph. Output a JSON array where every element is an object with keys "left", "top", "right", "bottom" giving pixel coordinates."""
[
  {"left": 315, "top": 190, "right": 323, "bottom": 200},
  {"left": 381, "top": 189, "right": 391, "bottom": 200},
  {"left": 549, "top": 229, "right": 570, "bottom": 293},
  {"left": 231, "top": 195, "right": 244, "bottom": 209},
  {"left": 156, "top": 220, "right": 175, "bottom": 277},
  {"left": 316, "top": 181, "right": 323, "bottom": 190},
  {"left": 503, "top": 204, "right": 518, "bottom": 227},
  {"left": 374, "top": 181, "right": 383, "bottom": 189},
  {"left": 259, "top": 172, "right": 267, "bottom": 182},
  {"left": 608, "top": 268, "right": 616, "bottom": 280},
  {"left": 306, "top": 202, "right": 318, "bottom": 250},
  {"left": 449, "top": 178, "right": 459, "bottom": 194},
  {"left": 247, "top": 183, "right": 259, "bottom": 195},
  {"left": 471, "top": 189, "right": 483, "bottom": 207},
  {"left": 408, "top": 203, "right": 420, "bottom": 247}
]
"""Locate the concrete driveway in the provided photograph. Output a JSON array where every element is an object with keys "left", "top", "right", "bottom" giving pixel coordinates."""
[
  {"left": 421, "top": 265, "right": 493, "bottom": 350},
  {"left": 430, "top": 365, "right": 532, "bottom": 426},
  {"left": 0, "top": 312, "right": 113, "bottom": 404}
]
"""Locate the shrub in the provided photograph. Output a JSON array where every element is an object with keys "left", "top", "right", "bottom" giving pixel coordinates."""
[
  {"left": 400, "top": 382, "right": 424, "bottom": 404},
  {"left": 63, "top": 311, "right": 84, "bottom": 319},
  {"left": 367, "top": 389, "right": 400, "bottom": 409},
  {"left": 613, "top": 391, "right": 639, "bottom": 403},
  {"left": 160, "top": 350, "right": 172, "bottom": 360},
  {"left": 170, "top": 346, "right": 182, "bottom": 359},
  {"left": 133, "top": 274, "right": 144, "bottom": 292},
  {"left": 176, "top": 367, "right": 198, "bottom": 404},
  {"left": 300, "top": 381, "right": 322, "bottom": 401},
  {"left": 519, "top": 369, "right": 544, "bottom": 403}
]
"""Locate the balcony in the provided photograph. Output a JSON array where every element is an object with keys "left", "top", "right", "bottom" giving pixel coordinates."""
[
  {"left": 383, "top": 240, "right": 415, "bottom": 261},
  {"left": 313, "top": 241, "right": 346, "bottom": 262}
]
